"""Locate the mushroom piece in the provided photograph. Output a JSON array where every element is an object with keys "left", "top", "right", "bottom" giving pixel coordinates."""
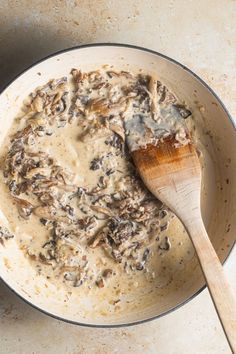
[
  {"left": 158, "top": 236, "right": 171, "bottom": 251},
  {"left": 90, "top": 205, "right": 113, "bottom": 217},
  {"left": 14, "top": 197, "right": 34, "bottom": 219},
  {"left": 0, "top": 226, "right": 14, "bottom": 246},
  {"left": 33, "top": 205, "right": 56, "bottom": 220},
  {"left": 108, "top": 123, "right": 125, "bottom": 141},
  {"left": 148, "top": 76, "right": 160, "bottom": 120},
  {"left": 173, "top": 104, "right": 192, "bottom": 119}
]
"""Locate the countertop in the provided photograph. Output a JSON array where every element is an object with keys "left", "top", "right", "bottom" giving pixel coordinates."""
[{"left": 0, "top": 1, "right": 236, "bottom": 353}]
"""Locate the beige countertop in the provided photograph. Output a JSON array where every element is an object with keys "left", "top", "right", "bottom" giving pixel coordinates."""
[{"left": 0, "top": 1, "right": 236, "bottom": 353}]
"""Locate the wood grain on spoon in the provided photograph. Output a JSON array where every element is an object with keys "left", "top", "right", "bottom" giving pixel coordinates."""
[{"left": 132, "top": 137, "right": 236, "bottom": 353}]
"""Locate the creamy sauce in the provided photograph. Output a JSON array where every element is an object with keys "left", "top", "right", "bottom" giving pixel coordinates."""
[{"left": 0, "top": 69, "right": 194, "bottom": 301}]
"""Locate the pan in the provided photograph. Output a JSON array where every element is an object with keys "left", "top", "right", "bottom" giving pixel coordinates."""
[{"left": 0, "top": 44, "right": 235, "bottom": 327}]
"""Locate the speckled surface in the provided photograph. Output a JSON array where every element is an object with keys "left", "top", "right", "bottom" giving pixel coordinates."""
[{"left": 0, "top": 1, "right": 236, "bottom": 353}]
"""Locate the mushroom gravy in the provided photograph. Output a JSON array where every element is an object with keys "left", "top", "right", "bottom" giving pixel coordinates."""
[{"left": 0, "top": 68, "right": 192, "bottom": 290}]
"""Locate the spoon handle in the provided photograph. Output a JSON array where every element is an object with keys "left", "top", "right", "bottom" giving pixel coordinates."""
[{"left": 184, "top": 217, "right": 236, "bottom": 353}]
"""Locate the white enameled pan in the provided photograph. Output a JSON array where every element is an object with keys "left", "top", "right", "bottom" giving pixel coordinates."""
[{"left": 0, "top": 44, "right": 235, "bottom": 327}]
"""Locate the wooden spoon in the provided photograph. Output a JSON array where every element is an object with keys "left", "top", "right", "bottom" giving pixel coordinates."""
[{"left": 131, "top": 137, "right": 236, "bottom": 352}]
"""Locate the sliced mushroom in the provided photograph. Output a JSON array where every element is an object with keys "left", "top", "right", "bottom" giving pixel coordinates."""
[
  {"left": 90, "top": 205, "right": 113, "bottom": 217},
  {"left": 12, "top": 125, "right": 34, "bottom": 141},
  {"left": 108, "top": 123, "right": 125, "bottom": 141},
  {"left": 158, "top": 236, "right": 171, "bottom": 251},
  {"left": 89, "top": 228, "right": 107, "bottom": 248},
  {"left": 0, "top": 226, "right": 14, "bottom": 246},
  {"left": 14, "top": 197, "right": 34, "bottom": 219},
  {"left": 173, "top": 104, "right": 192, "bottom": 119},
  {"left": 25, "top": 167, "right": 51, "bottom": 179},
  {"left": 31, "top": 94, "right": 45, "bottom": 112},
  {"left": 106, "top": 70, "right": 133, "bottom": 79},
  {"left": 148, "top": 76, "right": 160, "bottom": 120},
  {"left": 33, "top": 205, "right": 56, "bottom": 220},
  {"left": 86, "top": 98, "right": 108, "bottom": 115}
]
